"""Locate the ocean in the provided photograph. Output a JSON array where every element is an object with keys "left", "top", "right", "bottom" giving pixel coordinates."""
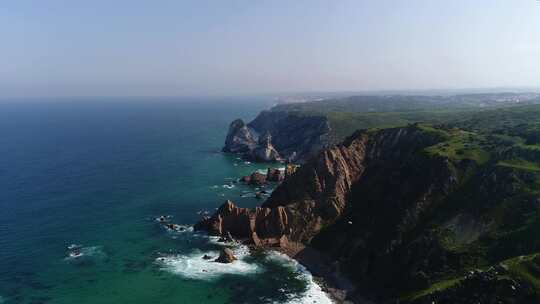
[{"left": 0, "top": 98, "right": 332, "bottom": 304}]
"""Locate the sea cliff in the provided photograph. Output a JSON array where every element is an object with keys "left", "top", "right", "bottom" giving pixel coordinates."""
[
  {"left": 202, "top": 122, "right": 540, "bottom": 303},
  {"left": 223, "top": 109, "right": 330, "bottom": 163}
]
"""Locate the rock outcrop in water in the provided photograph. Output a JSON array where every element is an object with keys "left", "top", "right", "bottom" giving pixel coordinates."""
[
  {"left": 246, "top": 172, "right": 267, "bottom": 186},
  {"left": 194, "top": 200, "right": 290, "bottom": 241},
  {"left": 223, "top": 110, "right": 330, "bottom": 163},
  {"left": 240, "top": 167, "right": 284, "bottom": 185},
  {"left": 215, "top": 248, "right": 237, "bottom": 263},
  {"left": 240, "top": 165, "right": 284, "bottom": 186}
]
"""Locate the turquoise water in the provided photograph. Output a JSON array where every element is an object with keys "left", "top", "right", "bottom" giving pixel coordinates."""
[{"left": 0, "top": 98, "right": 331, "bottom": 304}]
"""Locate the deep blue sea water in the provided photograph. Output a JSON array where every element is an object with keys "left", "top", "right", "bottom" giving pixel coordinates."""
[{"left": 0, "top": 98, "right": 332, "bottom": 304}]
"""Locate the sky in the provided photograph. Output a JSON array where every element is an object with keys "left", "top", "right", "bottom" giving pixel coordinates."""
[{"left": 1, "top": 0, "right": 539, "bottom": 97}]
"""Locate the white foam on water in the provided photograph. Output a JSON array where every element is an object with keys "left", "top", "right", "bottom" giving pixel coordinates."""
[
  {"left": 222, "top": 184, "right": 235, "bottom": 189},
  {"left": 158, "top": 226, "right": 332, "bottom": 302},
  {"left": 154, "top": 215, "right": 173, "bottom": 223},
  {"left": 64, "top": 245, "right": 106, "bottom": 261},
  {"left": 157, "top": 245, "right": 261, "bottom": 281},
  {"left": 266, "top": 252, "right": 334, "bottom": 304},
  {"left": 67, "top": 243, "right": 82, "bottom": 250},
  {"left": 164, "top": 224, "right": 194, "bottom": 233}
]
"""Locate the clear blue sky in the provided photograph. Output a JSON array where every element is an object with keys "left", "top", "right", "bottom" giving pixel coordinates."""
[{"left": 1, "top": 0, "right": 539, "bottom": 97}]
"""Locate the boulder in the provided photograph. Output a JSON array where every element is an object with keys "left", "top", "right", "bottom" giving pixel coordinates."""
[
  {"left": 248, "top": 172, "right": 267, "bottom": 186},
  {"left": 215, "top": 248, "right": 237, "bottom": 263}
]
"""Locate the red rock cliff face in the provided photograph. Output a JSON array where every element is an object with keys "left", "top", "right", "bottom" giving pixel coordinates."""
[
  {"left": 194, "top": 200, "right": 290, "bottom": 240},
  {"left": 260, "top": 131, "right": 370, "bottom": 242},
  {"left": 197, "top": 125, "right": 446, "bottom": 244}
]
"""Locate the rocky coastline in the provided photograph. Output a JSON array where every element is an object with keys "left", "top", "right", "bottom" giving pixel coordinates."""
[
  {"left": 200, "top": 120, "right": 540, "bottom": 303},
  {"left": 193, "top": 200, "right": 358, "bottom": 303},
  {"left": 200, "top": 124, "right": 441, "bottom": 302},
  {"left": 201, "top": 125, "right": 434, "bottom": 302}
]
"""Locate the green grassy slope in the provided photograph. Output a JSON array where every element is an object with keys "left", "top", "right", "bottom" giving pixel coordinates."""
[{"left": 272, "top": 96, "right": 540, "bottom": 302}]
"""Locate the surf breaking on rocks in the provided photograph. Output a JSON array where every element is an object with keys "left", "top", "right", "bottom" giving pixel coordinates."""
[{"left": 156, "top": 226, "right": 333, "bottom": 303}]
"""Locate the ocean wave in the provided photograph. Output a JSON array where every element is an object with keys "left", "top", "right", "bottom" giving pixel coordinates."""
[
  {"left": 163, "top": 224, "right": 193, "bottom": 233},
  {"left": 156, "top": 246, "right": 261, "bottom": 281},
  {"left": 265, "top": 252, "right": 333, "bottom": 304},
  {"left": 157, "top": 226, "right": 332, "bottom": 303}
]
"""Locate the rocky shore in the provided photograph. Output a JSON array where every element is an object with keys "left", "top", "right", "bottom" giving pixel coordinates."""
[
  {"left": 205, "top": 122, "right": 540, "bottom": 303},
  {"left": 273, "top": 242, "right": 365, "bottom": 303},
  {"left": 194, "top": 204, "right": 358, "bottom": 303},
  {"left": 199, "top": 125, "right": 444, "bottom": 302}
]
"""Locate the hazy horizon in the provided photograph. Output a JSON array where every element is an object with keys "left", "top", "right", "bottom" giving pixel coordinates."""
[{"left": 2, "top": 0, "right": 540, "bottom": 98}]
